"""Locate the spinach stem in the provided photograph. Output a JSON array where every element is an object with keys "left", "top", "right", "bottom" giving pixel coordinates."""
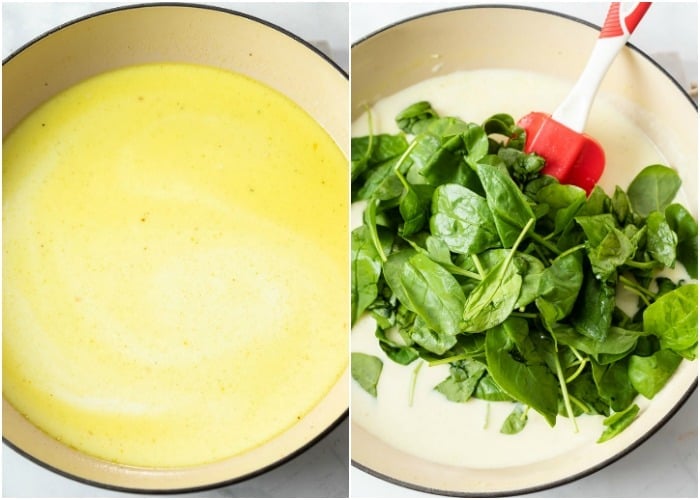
[
  {"left": 625, "top": 259, "right": 658, "bottom": 271},
  {"left": 408, "top": 360, "right": 424, "bottom": 407},
  {"left": 619, "top": 275, "right": 656, "bottom": 307},
  {"left": 490, "top": 217, "right": 535, "bottom": 290},
  {"left": 487, "top": 218, "right": 535, "bottom": 296},
  {"left": 366, "top": 199, "right": 387, "bottom": 263},
  {"left": 514, "top": 218, "right": 536, "bottom": 253},
  {"left": 471, "top": 254, "right": 486, "bottom": 279},
  {"left": 568, "top": 394, "right": 589, "bottom": 414},
  {"left": 393, "top": 139, "right": 419, "bottom": 190},
  {"left": 553, "top": 349, "right": 579, "bottom": 433},
  {"left": 449, "top": 267, "right": 483, "bottom": 281},
  {"left": 366, "top": 136, "right": 417, "bottom": 265},
  {"left": 528, "top": 231, "right": 561, "bottom": 255},
  {"left": 531, "top": 244, "right": 551, "bottom": 266},
  {"left": 623, "top": 285, "right": 651, "bottom": 307},
  {"left": 570, "top": 346, "right": 585, "bottom": 363},
  {"left": 402, "top": 238, "right": 482, "bottom": 280},
  {"left": 510, "top": 312, "right": 538, "bottom": 319},
  {"left": 619, "top": 275, "right": 657, "bottom": 300},
  {"left": 483, "top": 402, "right": 490, "bottom": 430},
  {"left": 565, "top": 358, "right": 588, "bottom": 384},
  {"left": 521, "top": 405, "right": 530, "bottom": 421},
  {"left": 558, "top": 243, "right": 586, "bottom": 260},
  {"left": 428, "top": 354, "right": 470, "bottom": 367}
]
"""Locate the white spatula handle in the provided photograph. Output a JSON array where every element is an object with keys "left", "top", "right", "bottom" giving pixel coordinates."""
[{"left": 552, "top": 2, "right": 651, "bottom": 133}]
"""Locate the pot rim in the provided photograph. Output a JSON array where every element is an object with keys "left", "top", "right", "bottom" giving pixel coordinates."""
[
  {"left": 2, "top": 2, "right": 348, "bottom": 494},
  {"left": 350, "top": 3, "right": 697, "bottom": 497},
  {"left": 3, "top": 1, "right": 348, "bottom": 80},
  {"left": 352, "top": 3, "right": 695, "bottom": 110}
]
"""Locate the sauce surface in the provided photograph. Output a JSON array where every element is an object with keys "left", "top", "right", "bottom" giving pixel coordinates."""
[
  {"left": 3, "top": 63, "right": 348, "bottom": 467},
  {"left": 351, "top": 69, "right": 691, "bottom": 468}
]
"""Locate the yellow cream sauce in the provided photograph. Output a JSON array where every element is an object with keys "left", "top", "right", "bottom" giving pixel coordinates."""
[{"left": 3, "top": 63, "right": 348, "bottom": 467}]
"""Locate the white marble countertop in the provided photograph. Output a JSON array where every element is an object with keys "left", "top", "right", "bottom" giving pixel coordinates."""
[
  {"left": 2, "top": 2, "right": 348, "bottom": 498},
  {"left": 350, "top": 2, "right": 697, "bottom": 498}
]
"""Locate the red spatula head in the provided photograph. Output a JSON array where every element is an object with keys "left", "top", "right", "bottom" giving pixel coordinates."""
[{"left": 518, "top": 112, "right": 605, "bottom": 194}]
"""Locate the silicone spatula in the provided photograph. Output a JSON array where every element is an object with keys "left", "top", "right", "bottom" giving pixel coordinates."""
[{"left": 518, "top": 2, "right": 651, "bottom": 193}]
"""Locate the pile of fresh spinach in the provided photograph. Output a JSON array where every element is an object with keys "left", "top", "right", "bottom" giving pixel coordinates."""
[{"left": 351, "top": 101, "right": 698, "bottom": 442}]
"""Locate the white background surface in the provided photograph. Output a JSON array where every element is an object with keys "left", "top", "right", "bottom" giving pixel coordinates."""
[
  {"left": 2, "top": 2, "right": 348, "bottom": 498},
  {"left": 350, "top": 2, "right": 698, "bottom": 498},
  {"left": 2, "top": 1, "right": 698, "bottom": 499}
]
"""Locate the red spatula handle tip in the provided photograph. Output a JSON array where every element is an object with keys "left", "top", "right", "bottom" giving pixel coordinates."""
[{"left": 601, "top": 2, "right": 651, "bottom": 38}]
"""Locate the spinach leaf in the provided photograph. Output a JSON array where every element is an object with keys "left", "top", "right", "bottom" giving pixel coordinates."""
[
  {"left": 476, "top": 160, "right": 536, "bottom": 248},
  {"left": 485, "top": 318, "right": 560, "bottom": 426},
  {"left": 429, "top": 184, "right": 500, "bottom": 255},
  {"left": 434, "top": 359, "right": 486, "bottom": 403},
  {"left": 351, "top": 225, "right": 390, "bottom": 324},
  {"left": 402, "top": 236, "right": 482, "bottom": 281},
  {"left": 420, "top": 333, "right": 486, "bottom": 365},
  {"left": 536, "top": 251, "right": 584, "bottom": 327},
  {"left": 570, "top": 266, "right": 616, "bottom": 342},
  {"left": 351, "top": 133, "right": 408, "bottom": 182},
  {"left": 425, "top": 236, "right": 453, "bottom": 266},
  {"left": 408, "top": 117, "right": 478, "bottom": 187},
  {"left": 611, "top": 186, "right": 639, "bottom": 226},
  {"left": 576, "top": 214, "right": 636, "bottom": 280},
  {"left": 375, "top": 324, "right": 420, "bottom": 366},
  {"left": 483, "top": 113, "right": 526, "bottom": 150},
  {"left": 399, "top": 183, "right": 434, "bottom": 237},
  {"left": 497, "top": 147, "right": 545, "bottom": 184},
  {"left": 351, "top": 101, "right": 696, "bottom": 445},
  {"left": 500, "top": 404, "right": 529, "bottom": 435},
  {"left": 627, "top": 164, "right": 682, "bottom": 217},
  {"left": 356, "top": 156, "right": 407, "bottom": 201},
  {"left": 377, "top": 338, "right": 419, "bottom": 366},
  {"left": 568, "top": 368, "right": 610, "bottom": 415},
  {"left": 483, "top": 113, "right": 517, "bottom": 137},
  {"left": 462, "top": 122, "right": 490, "bottom": 168},
  {"left": 395, "top": 101, "right": 438, "bottom": 134},
  {"left": 381, "top": 249, "right": 415, "bottom": 299},
  {"left": 513, "top": 253, "right": 546, "bottom": 309},
  {"left": 655, "top": 276, "right": 681, "bottom": 298},
  {"left": 594, "top": 229, "right": 636, "bottom": 276},
  {"left": 365, "top": 280, "right": 398, "bottom": 330},
  {"left": 580, "top": 185, "right": 611, "bottom": 216},
  {"left": 553, "top": 325, "right": 641, "bottom": 359},
  {"left": 665, "top": 203, "right": 698, "bottom": 278},
  {"left": 523, "top": 174, "right": 559, "bottom": 200},
  {"left": 535, "top": 181, "right": 586, "bottom": 235},
  {"left": 643, "top": 283, "right": 698, "bottom": 358},
  {"left": 591, "top": 359, "right": 637, "bottom": 412},
  {"left": 646, "top": 210, "right": 677, "bottom": 268},
  {"left": 410, "top": 315, "right": 457, "bottom": 355},
  {"left": 575, "top": 214, "right": 618, "bottom": 246},
  {"left": 474, "top": 374, "right": 515, "bottom": 402},
  {"left": 351, "top": 352, "right": 383, "bottom": 397},
  {"left": 462, "top": 222, "right": 533, "bottom": 332},
  {"left": 363, "top": 198, "right": 390, "bottom": 264},
  {"left": 597, "top": 404, "right": 640, "bottom": 443},
  {"left": 392, "top": 303, "right": 416, "bottom": 339},
  {"left": 628, "top": 349, "right": 683, "bottom": 399},
  {"left": 383, "top": 250, "right": 466, "bottom": 337}
]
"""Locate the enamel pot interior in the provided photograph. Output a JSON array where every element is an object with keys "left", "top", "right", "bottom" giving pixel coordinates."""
[
  {"left": 3, "top": 4, "right": 348, "bottom": 493},
  {"left": 351, "top": 5, "right": 697, "bottom": 496}
]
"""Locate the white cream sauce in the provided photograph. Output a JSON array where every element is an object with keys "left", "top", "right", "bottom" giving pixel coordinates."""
[{"left": 351, "top": 69, "right": 692, "bottom": 469}]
